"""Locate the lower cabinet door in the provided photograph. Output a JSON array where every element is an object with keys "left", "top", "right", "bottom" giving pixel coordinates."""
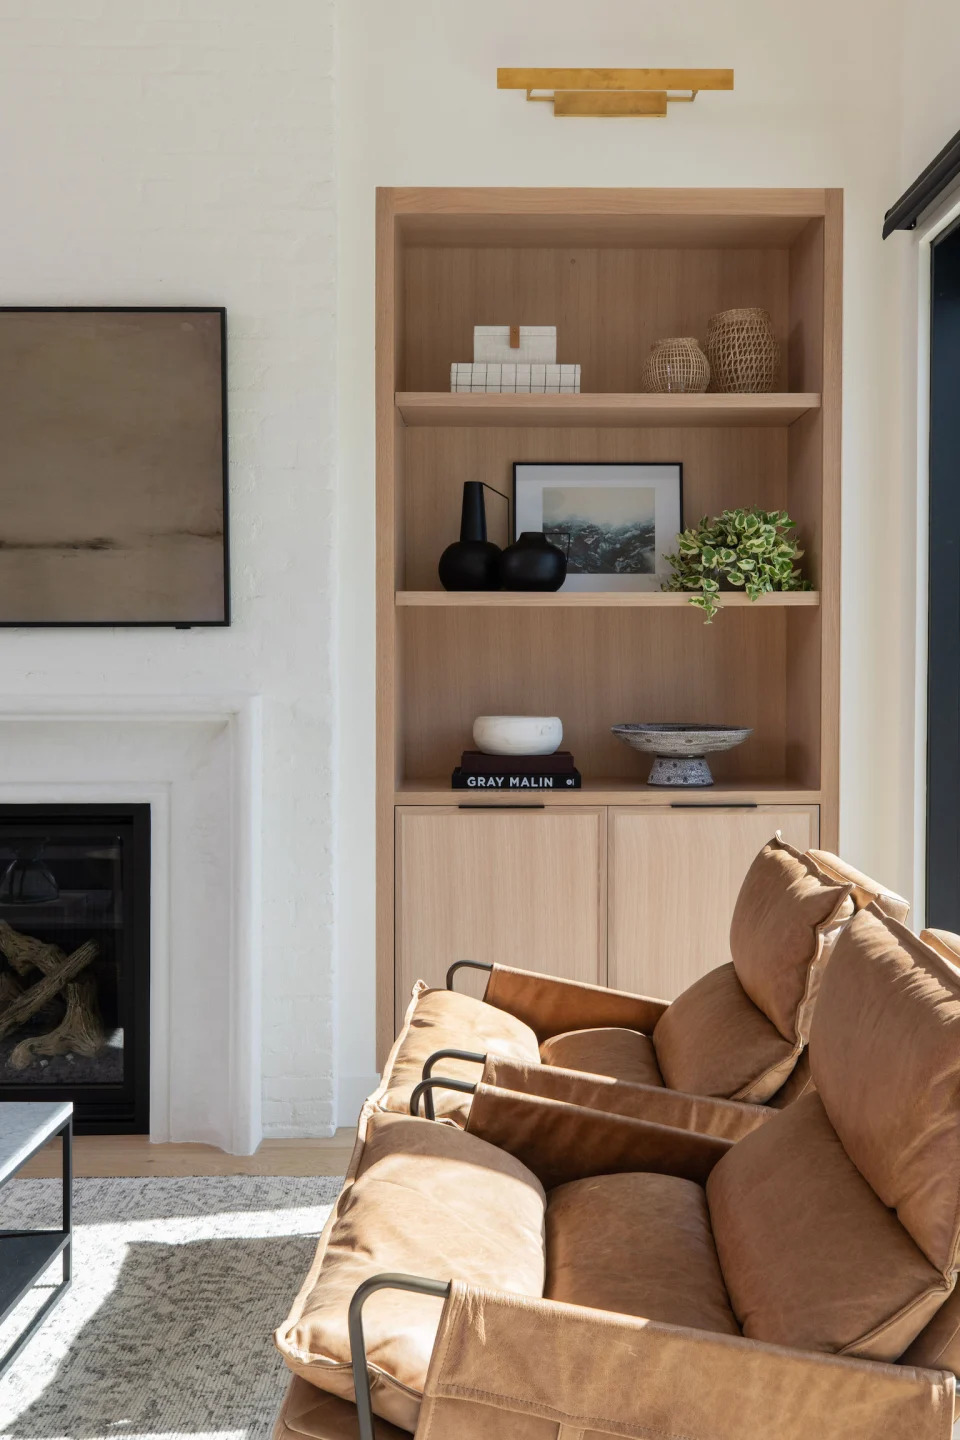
[
  {"left": 608, "top": 805, "right": 820, "bottom": 1002},
  {"left": 395, "top": 806, "right": 606, "bottom": 1028}
]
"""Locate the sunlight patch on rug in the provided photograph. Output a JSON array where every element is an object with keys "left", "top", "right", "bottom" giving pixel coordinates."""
[{"left": 0, "top": 1176, "right": 341, "bottom": 1440}]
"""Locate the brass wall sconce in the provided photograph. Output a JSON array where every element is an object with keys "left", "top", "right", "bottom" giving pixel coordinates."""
[{"left": 497, "top": 68, "right": 734, "bottom": 118}]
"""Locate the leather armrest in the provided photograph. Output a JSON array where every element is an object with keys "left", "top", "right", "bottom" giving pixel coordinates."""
[
  {"left": 484, "top": 963, "right": 668, "bottom": 1041},
  {"left": 465, "top": 1083, "right": 731, "bottom": 1188},
  {"left": 419, "top": 1283, "right": 956, "bottom": 1440},
  {"left": 481, "top": 1054, "right": 773, "bottom": 1142}
]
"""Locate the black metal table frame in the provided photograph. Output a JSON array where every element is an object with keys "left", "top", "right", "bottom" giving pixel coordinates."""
[{"left": 0, "top": 1113, "right": 72, "bottom": 1380}]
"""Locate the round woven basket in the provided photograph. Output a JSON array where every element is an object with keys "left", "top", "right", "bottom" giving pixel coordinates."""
[
  {"left": 705, "top": 308, "right": 779, "bottom": 393},
  {"left": 640, "top": 337, "right": 710, "bottom": 394}
]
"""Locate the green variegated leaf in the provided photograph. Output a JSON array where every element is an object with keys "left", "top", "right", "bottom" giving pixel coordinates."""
[{"left": 665, "top": 503, "right": 807, "bottom": 623}]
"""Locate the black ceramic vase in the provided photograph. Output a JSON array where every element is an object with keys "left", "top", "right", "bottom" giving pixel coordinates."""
[
  {"left": 499, "top": 531, "right": 567, "bottom": 591},
  {"left": 438, "top": 481, "right": 502, "bottom": 590}
]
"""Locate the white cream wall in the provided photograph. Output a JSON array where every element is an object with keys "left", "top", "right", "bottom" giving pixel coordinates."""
[
  {"left": 335, "top": 0, "right": 909, "bottom": 1116},
  {"left": 0, "top": 1, "right": 338, "bottom": 1138},
  {"left": 900, "top": 2, "right": 960, "bottom": 180}
]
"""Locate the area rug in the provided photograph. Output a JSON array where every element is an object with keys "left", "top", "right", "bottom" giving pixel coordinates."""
[{"left": 0, "top": 1175, "right": 343, "bottom": 1440}]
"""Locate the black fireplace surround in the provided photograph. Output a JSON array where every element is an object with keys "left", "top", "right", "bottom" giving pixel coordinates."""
[{"left": 0, "top": 805, "right": 150, "bottom": 1133}]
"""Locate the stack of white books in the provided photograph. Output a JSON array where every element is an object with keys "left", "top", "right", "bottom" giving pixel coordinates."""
[
  {"left": 450, "top": 362, "right": 581, "bottom": 394},
  {"left": 450, "top": 325, "right": 581, "bottom": 394}
]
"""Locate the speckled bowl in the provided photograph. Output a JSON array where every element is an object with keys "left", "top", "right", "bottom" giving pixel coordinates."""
[{"left": 611, "top": 723, "right": 753, "bottom": 787}]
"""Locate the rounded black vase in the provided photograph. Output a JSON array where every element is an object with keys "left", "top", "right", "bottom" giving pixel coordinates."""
[
  {"left": 499, "top": 531, "right": 567, "bottom": 591},
  {"left": 439, "top": 481, "right": 501, "bottom": 591}
]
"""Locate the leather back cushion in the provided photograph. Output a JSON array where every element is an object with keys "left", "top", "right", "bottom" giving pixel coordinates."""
[
  {"left": 729, "top": 835, "right": 854, "bottom": 1044},
  {"left": 707, "top": 1091, "right": 950, "bottom": 1358},
  {"left": 810, "top": 906, "right": 960, "bottom": 1274},
  {"left": 373, "top": 984, "right": 540, "bottom": 1124},
  {"left": 808, "top": 849, "right": 910, "bottom": 924},
  {"left": 764, "top": 1047, "right": 815, "bottom": 1109},
  {"left": 920, "top": 927, "right": 960, "bottom": 968},
  {"left": 653, "top": 963, "right": 798, "bottom": 1102},
  {"left": 278, "top": 1112, "right": 546, "bottom": 1431}
]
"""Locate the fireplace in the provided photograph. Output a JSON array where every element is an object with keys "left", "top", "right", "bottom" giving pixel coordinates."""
[{"left": 0, "top": 804, "right": 150, "bottom": 1133}]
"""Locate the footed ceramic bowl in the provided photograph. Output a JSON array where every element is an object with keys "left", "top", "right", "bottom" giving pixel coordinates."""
[
  {"left": 611, "top": 723, "right": 752, "bottom": 787},
  {"left": 473, "top": 715, "right": 563, "bottom": 757}
]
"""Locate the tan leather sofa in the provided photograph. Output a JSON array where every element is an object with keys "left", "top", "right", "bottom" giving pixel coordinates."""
[
  {"left": 275, "top": 904, "right": 960, "bottom": 1440},
  {"left": 373, "top": 836, "right": 909, "bottom": 1132}
]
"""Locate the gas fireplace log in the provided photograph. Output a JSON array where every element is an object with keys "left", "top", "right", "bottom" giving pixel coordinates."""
[
  {"left": 0, "top": 922, "right": 76, "bottom": 978},
  {"left": 0, "top": 940, "right": 98, "bottom": 1041},
  {"left": 9, "top": 973, "right": 105, "bottom": 1069},
  {"left": 0, "top": 970, "right": 23, "bottom": 1009}
]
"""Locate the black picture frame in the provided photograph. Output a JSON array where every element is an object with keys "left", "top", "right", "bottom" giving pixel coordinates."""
[
  {"left": 512, "top": 460, "right": 684, "bottom": 591},
  {"left": 0, "top": 306, "right": 230, "bottom": 628}
]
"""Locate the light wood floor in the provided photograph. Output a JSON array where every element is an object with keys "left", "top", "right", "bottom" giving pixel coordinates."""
[{"left": 19, "top": 1130, "right": 357, "bottom": 1178}]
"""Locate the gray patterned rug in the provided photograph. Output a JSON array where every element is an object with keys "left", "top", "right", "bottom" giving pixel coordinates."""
[{"left": 0, "top": 1175, "right": 342, "bottom": 1440}]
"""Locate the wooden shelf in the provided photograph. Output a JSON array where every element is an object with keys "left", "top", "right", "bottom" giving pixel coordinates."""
[
  {"left": 396, "top": 780, "right": 822, "bottom": 807},
  {"left": 377, "top": 187, "right": 842, "bottom": 1061},
  {"left": 396, "top": 392, "right": 821, "bottom": 429},
  {"left": 397, "top": 590, "right": 820, "bottom": 609}
]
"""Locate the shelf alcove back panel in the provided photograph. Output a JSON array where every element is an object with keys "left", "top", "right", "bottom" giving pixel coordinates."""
[
  {"left": 399, "top": 605, "right": 795, "bottom": 784},
  {"left": 401, "top": 425, "right": 789, "bottom": 591},
  {"left": 400, "top": 246, "right": 791, "bottom": 394}
]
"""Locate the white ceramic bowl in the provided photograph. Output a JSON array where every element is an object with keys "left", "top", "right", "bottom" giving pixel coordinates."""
[{"left": 473, "top": 715, "right": 563, "bottom": 756}]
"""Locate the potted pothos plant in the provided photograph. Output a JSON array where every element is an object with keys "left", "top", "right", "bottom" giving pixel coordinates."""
[{"left": 663, "top": 507, "right": 810, "bottom": 622}]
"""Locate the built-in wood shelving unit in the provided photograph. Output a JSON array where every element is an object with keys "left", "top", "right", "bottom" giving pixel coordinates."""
[
  {"left": 394, "top": 780, "right": 823, "bottom": 807},
  {"left": 396, "top": 391, "right": 821, "bottom": 428},
  {"left": 377, "top": 187, "right": 842, "bottom": 1056},
  {"left": 396, "top": 590, "right": 821, "bottom": 609}
]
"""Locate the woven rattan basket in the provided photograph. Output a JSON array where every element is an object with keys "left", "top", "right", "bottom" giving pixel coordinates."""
[
  {"left": 705, "top": 308, "right": 779, "bottom": 393},
  {"left": 640, "top": 337, "right": 710, "bottom": 394}
]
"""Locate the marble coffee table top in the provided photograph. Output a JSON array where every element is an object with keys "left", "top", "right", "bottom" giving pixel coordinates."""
[{"left": 0, "top": 1102, "right": 72, "bottom": 1187}]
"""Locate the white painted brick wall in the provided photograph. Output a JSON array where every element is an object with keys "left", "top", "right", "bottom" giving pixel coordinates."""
[{"left": 0, "top": 0, "right": 338, "bottom": 1136}]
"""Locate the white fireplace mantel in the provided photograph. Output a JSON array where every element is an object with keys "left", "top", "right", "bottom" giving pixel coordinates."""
[{"left": 0, "top": 695, "right": 263, "bottom": 1155}]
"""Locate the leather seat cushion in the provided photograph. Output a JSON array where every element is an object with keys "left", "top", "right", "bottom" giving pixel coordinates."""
[
  {"left": 539, "top": 1027, "right": 663, "bottom": 1087},
  {"left": 278, "top": 1112, "right": 546, "bottom": 1431},
  {"left": 374, "top": 984, "right": 541, "bottom": 1124},
  {"left": 810, "top": 907, "right": 960, "bottom": 1274},
  {"left": 902, "top": 1284, "right": 960, "bottom": 1377},
  {"left": 707, "top": 1091, "right": 950, "bottom": 1360},
  {"left": 653, "top": 963, "right": 799, "bottom": 1102},
  {"left": 729, "top": 835, "right": 854, "bottom": 1045},
  {"left": 546, "top": 1172, "right": 739, "bottom": 1336},
  {"left": 276, "top": 1374, "right": 412, "bottom": 1440}
]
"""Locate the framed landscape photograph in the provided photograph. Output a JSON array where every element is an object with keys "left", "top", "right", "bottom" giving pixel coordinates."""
[
  {"left": 0, "top": 306, "right": 229, "bottom": 626},
  {"left": 513, "top": 462, "right": 683, "bottom": 592}
]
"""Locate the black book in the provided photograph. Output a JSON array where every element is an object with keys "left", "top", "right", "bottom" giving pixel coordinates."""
[
  {"left": 459, "top": 749, "right": 576, "bottom": 776},
  {"left": 452, "top": 767, "right": 582, "bottom": 791}
]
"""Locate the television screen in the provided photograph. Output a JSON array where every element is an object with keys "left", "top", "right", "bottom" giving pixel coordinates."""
[{"left": 0, "top": 307, "right": 228, "bottom": 625}]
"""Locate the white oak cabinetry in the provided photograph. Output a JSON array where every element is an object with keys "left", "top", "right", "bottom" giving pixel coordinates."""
[
  {"left": 607, "top": 804, "right": 819, "bottom": 999},
  {"left": 377, "top": 189, "right": 842, "bottom": 1058},
  {"left": 395, "top": 806, "right": 606, "bottom": 1022}
]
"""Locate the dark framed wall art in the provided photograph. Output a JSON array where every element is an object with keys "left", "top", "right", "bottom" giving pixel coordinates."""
[
  {"left": 513, "top": 461, "right": 682, "bottom": 592},
  {"left": 0, "top": 307, "right": 229, "bottom": 626}
]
